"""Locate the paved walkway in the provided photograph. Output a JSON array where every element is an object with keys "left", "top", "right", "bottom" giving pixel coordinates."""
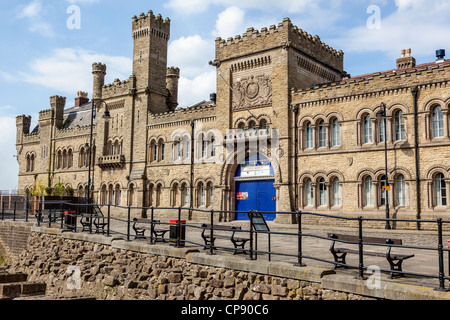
[{"left": 102, "top": 217, "right": 450, "bottom": 291}]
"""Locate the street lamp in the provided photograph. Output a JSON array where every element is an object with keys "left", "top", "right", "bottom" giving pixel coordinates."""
[
  {"left": 86, "top": 99, "right": 110, "bottom": 208},
  {"left": 377, "top": 103, "right": 391, "bottom": 230}
]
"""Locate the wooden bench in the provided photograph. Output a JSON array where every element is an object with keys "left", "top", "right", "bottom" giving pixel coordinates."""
[
  {"left": 201, "top": 224, "right": 250, "bottom": 255},
  {"left": 328, "top": 233, "right": 415, "bottom": 278},
  {"left": 133, "top": 218, "right": 170, "bottom": 243}
]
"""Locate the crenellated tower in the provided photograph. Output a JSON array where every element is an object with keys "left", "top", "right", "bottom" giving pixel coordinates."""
[
  {"left": 132, "top": 11, "right": 171, "bottom": 113},
  {"left": 92, "top": 62, "right": 107, "bottom": 104}
]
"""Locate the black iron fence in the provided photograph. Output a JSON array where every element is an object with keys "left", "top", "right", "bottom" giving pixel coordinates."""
[{"left": 2, "top": 199, "right": 450, "bottom": 292}]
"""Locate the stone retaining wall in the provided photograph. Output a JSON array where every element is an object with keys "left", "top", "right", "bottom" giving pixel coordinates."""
[
  {"left": 7, "top": 231, "right": 367, "bottom": 300},
  {"left": 3, "top": 221, "right": 450, "bottom": 301}
]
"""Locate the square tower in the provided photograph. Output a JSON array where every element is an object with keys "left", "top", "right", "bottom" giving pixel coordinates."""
[{"left": 132, "top": 11, "right": 171, "bottom": 113}]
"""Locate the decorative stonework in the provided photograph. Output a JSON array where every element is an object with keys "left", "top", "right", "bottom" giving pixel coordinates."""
[{"left": 232, "top": 74, "right": 272, "bottom": 111}]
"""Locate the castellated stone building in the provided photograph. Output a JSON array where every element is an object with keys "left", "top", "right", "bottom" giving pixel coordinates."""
[{"left": 15, "top": 11, "right": 450, "bottom": 226}]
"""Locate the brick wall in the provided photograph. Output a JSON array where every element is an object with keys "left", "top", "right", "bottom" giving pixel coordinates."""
[{"left": 0, "top": 221, "right": 32, "bottom": 264}]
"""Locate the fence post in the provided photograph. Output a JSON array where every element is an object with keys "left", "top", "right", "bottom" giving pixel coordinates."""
[
  {"left": 295, "top": 211, "right": 305, "bottom": 267},
  {"left": 13, "top": 201, "right": 16, "bottom": 221},
  {"left": 209, "top": 209, "right": 215, "bottom": 255},
  {"left": 176, "top": 207, "right": 182, "bottom": 248},
  {"left": 248, "top": 224, "right": 254, "bottom": 261},
  {"left": 358, "top": 216, "right": 365, "bottom": 280},
  {"left": 127, "top": 206, "right": 131, "bottom": 242},
  {"left": 437, "top": 218, "right": 447, "bottom": 291},
  {"left": 106, "top": 204, "right": 111, "bottom": 237},
  {"left": 150, "top": 207, "right": 154, "bottom": 245},
  {"left": 1, "top": 200, "right": 4, "bottom": 220},
  {"left": 25, "top": 198, "right": 29, "bottom": 222}
]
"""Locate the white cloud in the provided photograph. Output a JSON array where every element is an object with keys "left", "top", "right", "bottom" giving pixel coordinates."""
[
  {"left": 168, "top": 35, "right": 214, "bottom": 78},
  {"left": 16, "top": 0, "right": 55, "bottom": 37},
  {"left": 332, "top": 1, "right": 450, "bottom": 60},
  {"left": 66, "top": 0, "right": 99, "bottom": 4},
  {"left": 19, "top": 48, "right": 132, "bottom": 102},
  {"left": 0, "top": 116, "right": 19, "bottom": 191},
  {"left": 178, "top": 71, "right": 216, "bottom": 108},
  {"left": 213, "top": 6, "right": 245, "bottom": 39},
  {"left": 17, "top": 0, "right": 42, "bottom": 19},
  {"left": 165, "top": 0, "right": 334, "bottom": 15}
]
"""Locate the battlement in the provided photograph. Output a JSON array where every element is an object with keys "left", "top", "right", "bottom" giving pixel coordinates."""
[
  {"left": 291, "top": 59, "right": 450, "bottom": 104},
  {"left": 215, "top": 18, "right": 344, "bottom": 72},
  {"left": 167, "top": 67, "right": 180, "bottom": 78},
  {"left": 92, "top": 62, "right": 107, "bottom": 74},
  {"left": 102, "top": 77, "right": 135, "bottom": 99},
  {"left": 132, "top": 11, "right": 170, "bottom": 40}
]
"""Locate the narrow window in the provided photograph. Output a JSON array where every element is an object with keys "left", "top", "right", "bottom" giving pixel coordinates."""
[
  {"left": 396, "top": 175, "right": 406, "bottom": 207},
  {"left": 305, "top": 179, "right": 313, "bottom": 206},
  {"left": 305, "top": 122, "right": 313, "bottom": 149},
  {"left": 395, "top": 110, "right": 406, "bottom": 141},
  {"left": 319, "top": 178, "right": 327, "bottom": 206},
  {"left": 364, "top": 176, "right": 374, "bottom": 206},
  {"left": 331, "top": 118, "right": 341, "bottom": 147},
  {"left": 318, "top": 120, "right": 327, "bottom": 148},
  {"left": 435, "top": 173, "right": 447, "bottom": 206},
  {"left": 332, "top": 178, "right": 342, "bottom": 206},
  {"left": 433, "top": 106, "right": 444, "bottom": 138},
  {"left": 363, "top": 115, "right": 373, "bottom": 144}
]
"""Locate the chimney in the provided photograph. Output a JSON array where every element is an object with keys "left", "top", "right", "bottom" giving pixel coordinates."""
[
  {"left": 396, "top": 48, "right": 416, "bottom": 70},
  {"left": 75, "top": 91, "right": 89, "bottom": 108},
  {"left": 436, "top": 49, "right": 446, "bottom": 63}
]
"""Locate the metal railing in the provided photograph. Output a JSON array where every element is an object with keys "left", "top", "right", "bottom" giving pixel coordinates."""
[{"left": 1, "top": 199, "right": 450, "bottom": 291}]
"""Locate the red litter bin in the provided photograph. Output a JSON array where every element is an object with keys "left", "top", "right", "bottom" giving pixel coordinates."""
[
  {"left": 170, "top": 220, "right": 186, "bottom": 247},
  {"left": 64, "top": 210, "right": 77, "bottom": 230}
]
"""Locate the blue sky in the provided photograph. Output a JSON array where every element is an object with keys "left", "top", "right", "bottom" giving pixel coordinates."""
[{"left": 1, "top": 0, "right": 450, "bottom": 191}]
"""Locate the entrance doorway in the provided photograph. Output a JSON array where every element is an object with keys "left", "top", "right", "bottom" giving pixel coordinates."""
[{"left": 234, "top": 155, "right": 276, "bottom": 221}]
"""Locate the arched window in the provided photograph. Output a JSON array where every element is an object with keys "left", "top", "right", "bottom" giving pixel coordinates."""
[
  {"left": 248, "top": 121, "right": 256, "bottom": 130},
  {"left": 378, "top": 112, "right": 388, "bottom": 143},
  {"left": 172, "top": 183, "right": 179, "bottom": 207},
  {"left": 100, "top": 185, "right": 107, "bottom": 204},
  {"left": 363, "top": 115, "right": 373, "bottom": 144},
  {"left": 151, "top": 141, "right": 157, "bottom": 162},
  {"left": 198, "top": 182, "right": 206, "bottom": 207},
  {"left": 318, "top": 178, "right": 327, "bottom": 206},
  {"left": 305, "top": 122, "right": 313, "bottom": 149},
  {"left": 331, "top": 118, "right": 341, "bottom": 147},
  {"left": 155, "top": 184, "right": 162, "bottom": 207},
  {"left": 237, "top": 122, "right": 245, "bottom": 130},
  {"left": 332, "top": 178, "right": 342, "bottom": 207},
  {"left": 394, "top": 110, "right": 406, "bottom": 141},
  {"left": 259, "top": 119, "right": 268, "bottom": 129},
  {"left": 207, "top": 181, "right": 214, "bottom": 207},
  {"left": 158, "top": 139, "right": 165, "bottom": 161},
  {"left": 396, "top": 175, "right": 406, "bottom": 207},
  {"left": 432, "top": 106, "right": 444, "bottom": 138},
  {"left": 434, "top": 173, "right": 447, "bottom": 207},
  {"left": 318, "top": 120, "right": 327, "bottom": 148},
  {"left": 210, "top": 136, "right": 216, "bottom": 158},
  {"left": 68, "top": 149, "right": 73, "bottom": 168},
  {"left": 57, "top": 150, "right": 62, "bottom": 169},
  {"left": 364, "top": 176, "right": 374, "bottom": 207},
  {"left": 128, "top": 184, "right": 135, "bottom": 207},
  {"left": 305, "top": 178, "right": 313, "bottom": 207},
  {"left": 201, "top": 134, "right": 207, "bottom": 158},
  {"left": 26, "top": 154, "right": 31, "bottom": 172},
  {"left": 379, "top": 175, "right": 389, "bottom": 206},
  {"left": 113, "top": 184, "right": 121, "bottom": 206},
  {"left": 181, "top": 183, "right": 189, "bottom": 207}
]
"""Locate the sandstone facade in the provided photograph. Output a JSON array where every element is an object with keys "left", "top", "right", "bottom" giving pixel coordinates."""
[{"left": 15, "top": 10, "right": 450, "bottom": 225}]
